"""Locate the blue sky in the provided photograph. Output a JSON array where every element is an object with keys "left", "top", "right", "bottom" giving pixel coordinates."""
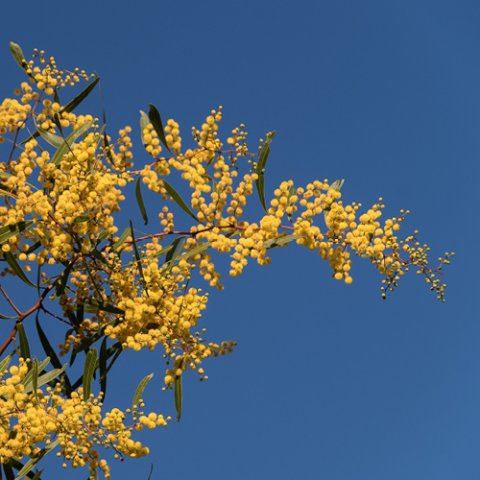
[{"left": 0, "top": 0, "right": 479, "bottom": 479}]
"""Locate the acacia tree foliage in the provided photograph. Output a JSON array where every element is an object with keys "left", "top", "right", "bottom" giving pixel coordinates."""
[{"left": 0, "top": 42, "right": 453, "bottom": 479}]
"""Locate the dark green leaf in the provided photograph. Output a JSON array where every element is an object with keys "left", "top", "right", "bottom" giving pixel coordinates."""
[
  {"left": 86, "top": 299, "right": 124, "bottom": 315},
  {"left": 55, "top": 259, "right": 76, "bottom": 297},
  {"left": 36, "top": 317, "right": 72, "bottom": 395},
  {"left": 91, "top": 248, "right": 109, "bottom": 266},
  {"left": 162, "top": 180, "right": 198, "bottom": 221},
  {"left": 174, "top": 374, "right": 182, "bottom": 422},
  {"left": 165, "top": 236, "right": 185, "bottom": 263},
  {"left": 0, "top": 313, "right": 17, "bottom": 320},
  {"left": 132, "top": 373, "right": 154, "bottom": 409},
  {"left": 83, "top": 348, "right": 97, "bottom": 401},
  {"left": 129, "top": 221, "right": 148, "bottom": 293},
  {"left": 148, "top": 104, "right": 171, "bottom": 153},
  {"left": 16, "top": 323, "right": 30, "bottom": 361},
  {"left": 3, "top": 463, "right": 14, "bottom": 480},
  {"left": 135, "top": 177, "right": 149, "bottom": 225},
  {"left": 61, "top": 77, "right": 100, "bottom": 114}
]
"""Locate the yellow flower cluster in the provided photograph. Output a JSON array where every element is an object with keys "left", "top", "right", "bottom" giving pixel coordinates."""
[
  {"left": 0, "top": 45, "right": 452, "bottom": 477},
  {"left": 0, "top": 358, "right": 167, "bottom": 478}
]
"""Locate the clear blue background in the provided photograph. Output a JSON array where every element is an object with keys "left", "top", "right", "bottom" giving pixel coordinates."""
[{"left": 0, "top": 1, "right": 478, "bottom": 479}]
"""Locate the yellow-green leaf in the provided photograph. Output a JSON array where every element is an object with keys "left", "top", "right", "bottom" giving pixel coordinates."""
[{"left": 132, "top": 373, "right": 154, "bottom": 409}]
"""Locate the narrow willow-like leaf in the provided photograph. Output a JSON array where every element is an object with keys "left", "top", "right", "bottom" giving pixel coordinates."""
[
  {"left": 3, "top": 463, "right": 14, "bottom": 480},
  {"left": 129, "top": 221, "right": 148, "bottom": 292},
  {"left": 61, "top": 77, "right": 100, "bottom": 114},
  {"left": 148, "top": 104, "right": 171, "bottom": 153},
  {"left": 135, "top": 177, "right": 149, "bottom": 225},
  {"left": 99, "top": 337, "right": 108, "bottom": 395},
  {"left": 91, "top": 249, "right": 109, "bottom": 266},
  {"left": 264, "top": 233, "right": 300, "bottom": 249},
  {"left": 31, "top": 359, "right": 38, "bottom": 398},
  {"left": 36, "top": 317, "right": 72, "bottom": 395},
  {"left": 52, "top": 120, "right": 93, "bottom": 166},
  {"left": 24, "top": 365, "right": 66, "bottom": 393},
  {"left": 256, "top": 174, "right": 266, "bottom": 212},
  {"left": 0, "top": 313, "right": 17, "bottom": 320},
  {"left": 22, "top": 357, "right": 51, "bottom": 391},
  {"left": 83, "top": 348, "right": 97, "bottom": 401},
  {"left": 165, "top": 236, "right": 185, "bottom": 263},
  {"left": 174, "top": 375, "right": 183, "bottom": 422},
  {"left": 86, "top": 299, "right": 124, "bottom": 315},
  {"left": 16, "top": 323, "right": 30, "bottom": 362},
  {"left": 132, "top": 373, "right": 154, "bottom": 409},
  {"left": 35, "top": 125, "right": 63, "bottom": 148},
  {"left": 162, "top": 180, "right": 198, "bottom": 221},
  {"left": 0, "top": 355, "right": 11, "bottom": 375},
  {"left": 8, "top": 459, "right": 40, "bottom": 480},
  {"left": 9, "top": 42, "right": 29, "bottom": 74},
  {"left": 30, "top": 470, "right": 43, "bottom": 480},
  {"left": 255, "top": 131, "right": 276, "bottom": 212},
  {"left": 55, "top": 260, "right": 75, "bottom": 297},
  {"left": 139, "top": 110, "right": 150, "bottom": 147},
  {"left": 14, "top": 439, "right": 59, "bottom": 480},
  {"left": 0, "top": 221, "right": 33, "bottom": 245},
  {"left": 4, "top": 252, "right": 36, "bottom": 287},
  {"left": 111, "top": 227, "right": 130, "bottom": 251}
]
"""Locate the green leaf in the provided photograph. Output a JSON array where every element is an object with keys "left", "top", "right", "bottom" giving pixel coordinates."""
[
  {"left": 16, "top": 323, "right": 30, "bottom": 362},
  {"left": 264, "top": 233, "right": 300, "bottom": 249},
  {"left": 22, "top": 357, "right": 51, "bottom": 392},
  {"left": 86, "top": 299, "right": 124, "bottom": 315},
  {"left": 4, "top": 252, "right": 36, "bottom": 287},
  {"left": 35, "top": 125, "right": 63, "bottom": 148},
  {"left": 91, "top": 248, "right": 109, "bottom": 266},
  {"left": 99, "top": 337, "right": 108, "bottom": 395},
  {"left": 129, "top": 221, "right": 148, "bottom": 293},
  {"left": 3, "top": 463, "right": 14, "bottom": 480},
  {"left": 24, "top": 365, "right": 66, "bottom": 393},
  {"left": 162, "top": 180, "right": 198, "bottom": 221},
  {"left": 255, "top": 131, "right": 276, "bottom": 212},
  {"left": 83, "top": 348, "right": 97, "bottom": 401},
  {"left": 52, "top": 120, "right": 93, "bottom": 166},
  {"left": 148, "top": 104, "right": 171, "bottom": 153},
  {"left": 14, "top": 439, "right": 59, "bottom": 480},
  {"left": 9, "top": 42, "right": 29, "bottom": 74},
  {"left": 111, "top": 227, "right": 130, "bottom": 251},
  {"left": 61, "top": 77, "right": 100, "bottom": 114},
  {"left": 0, "top": 313, "right": 17, "bottom": 320},
  {"left": 135, "top": 177, "right": 149, "bottom": 225},
  {"left": 139, "top": 110, "right": 150, "bottom": 147},
  {"left": 55, "top": 259, "right": 76, "bottom": 297},
  {"left": 165, "top": 236, "right": 185, "bottom": 263},
  {"left": 31, "top": 359, "right": 38, "bottom": 398},
  {"left": 36, "top": 317, "right": 72, "bottom": 395},
  {"left": 0, "top": 221, "right": 33, "bottom": 245},
  {"left": 132, "top": 373, "right": 154, "bottom": 409},
  {"left": 174, "top": 374, "right": 182, "bottom": 422},
  {"left": 0, "top": 355, "right": 11, "bottom": 375}
]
